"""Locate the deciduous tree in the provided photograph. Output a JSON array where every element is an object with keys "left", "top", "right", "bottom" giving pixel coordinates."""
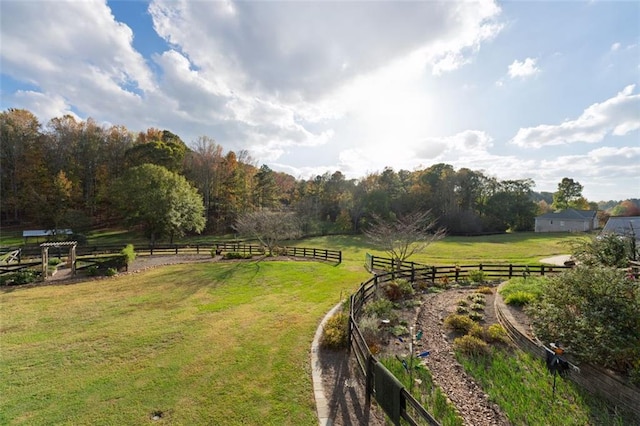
[
  {"left": 111, "top": 164, "right": 205, "bottom": 244},
  {"left": 233, "top": 210, "right": 302, "bottom": 255},
  {"left": 364, "top": 210, "right": 445, "bottom": 266}
]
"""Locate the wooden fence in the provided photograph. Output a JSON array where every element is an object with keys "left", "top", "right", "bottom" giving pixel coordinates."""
[
  {"left": 348, "top": 255, "right": 576, "bottom": 425},
  {"left": 0, "top": 243, "right": 342, "bottom": 278},
  {"left": 349, "top": 271, "right": 441, "bottom": 426},
  {"left": 365, "top": 254, "right": 572, "bottom": 282}
]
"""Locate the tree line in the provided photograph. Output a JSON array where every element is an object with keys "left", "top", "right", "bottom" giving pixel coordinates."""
[{"left": 1, "top": 108, "right": 631, "bottom": 241}]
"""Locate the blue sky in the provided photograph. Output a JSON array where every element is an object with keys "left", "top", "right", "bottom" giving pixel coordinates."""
[{"left": 1, "top": 0, "right": 638, "bottom": 201}]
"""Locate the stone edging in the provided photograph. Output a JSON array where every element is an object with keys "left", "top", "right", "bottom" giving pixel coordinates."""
[
  {"left": 494, "top": 283, "right": 640, "bottom": 420},
  {"left": 311, "top": 301, "right": 344, "bottom": 426}
]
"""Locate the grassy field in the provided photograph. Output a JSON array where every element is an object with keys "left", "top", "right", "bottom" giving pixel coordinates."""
[
  {"left": 294, "top": 232, "right": 585, "bottom": 265},
  {"left": 0, "top": 231, "right": 597, "bottom": 425},
  {"left": 0, "top": 260, "right": 369, "bottom": 425}
]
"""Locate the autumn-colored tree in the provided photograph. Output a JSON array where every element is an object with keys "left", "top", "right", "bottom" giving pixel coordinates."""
[{"left": 0, "top": 109, "right": 42, "bottom": 222}]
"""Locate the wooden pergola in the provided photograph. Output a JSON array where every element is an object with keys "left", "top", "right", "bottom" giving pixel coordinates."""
[{"left": 40, "top": 241, "right": 77, "bottom": 280}]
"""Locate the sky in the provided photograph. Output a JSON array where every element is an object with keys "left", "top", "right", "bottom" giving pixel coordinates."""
[{"left": 1, "top": 0, "right": 639, "bottom": 202}]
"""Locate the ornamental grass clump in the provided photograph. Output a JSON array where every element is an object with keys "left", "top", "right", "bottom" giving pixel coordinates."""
[
  {"left": 320, "top": 312, "right": 349, "bottom": 350},
  {"left": 444, "top": 314, "right": 476, "bottom": 334}
]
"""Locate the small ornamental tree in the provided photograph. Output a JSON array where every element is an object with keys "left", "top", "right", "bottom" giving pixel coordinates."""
[
  {"left": 364, "top": 210, "right": 445, "bottom": 268},
  {"left": 233, "top": 210, "right": 302, "bottom": 255}
]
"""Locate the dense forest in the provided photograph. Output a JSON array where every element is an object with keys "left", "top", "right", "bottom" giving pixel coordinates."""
[{"left": 1, "top": 109, "right": 637, "bottom": 240}]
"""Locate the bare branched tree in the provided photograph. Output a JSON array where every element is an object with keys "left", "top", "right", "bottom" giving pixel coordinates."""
[
  {"left": 364, "top": 210, "right": 445, "bottom": 266},
  {"left": 233, "top": 210, "right": 302, "bottom": 255}
]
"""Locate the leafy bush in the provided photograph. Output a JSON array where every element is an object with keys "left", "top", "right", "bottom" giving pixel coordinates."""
[
  {"left": 468, "top": 311, "right": 484, "bottom": 322},
  {"left": 363, "top": 298, "right": 395, "bottom": 318},
  {"left": 358, "top": 315, "right": 384, "bottom": 348},
  {"left": 48, "top": 258, "right": 63, "bottom": 266},
  {"left": 468, "top": 323, "right": 485, "bottom": 340},
  {"left": 569, "top": 233, "right": 637, "bottom": 268},
  {"left": 470, "top": 303, "right": 485, "bottom": 312},
  {"left": 468, "top": 270, "right": 486, "bottom": 283},
  {"left": 468, "top": 293, "right": 486, "bottom": 304},
  {"left": 444, "top": 314, "right": 476, "bottom": 334},
  {"left": 105, "top": 268, "right": 118, "bottom": 277},
  {"left": 383, "top": 281, "right": 403, "bottom": 301},
  {"left": 486, "top": 324, "right": 509, "bottom": 344},
  {"left": 529, "top": 266, "right": 640, "bottom": 374},
  {"left": 456, "top": 306, "right": 469, "bottom": 314},
  {"left": 457, "top": 300, "right": 468, "bottom": 307},
  {"left": 320, "top": 312, "right": 349, "bottom": 350},
  {"left": 87, "top": 266, "right": 99, "bottom": 276},
  {"left": 390, "top": 325, "right": 409, "bottom": 337},
  {"left": 120, "top": 244, "right": 136, "bottom": 265},
  {"left": 223, "top": 252, "right": 253, "bottom": 260},
  {"left": 453, "top": 335, "right": 489, "bottom": 356},
  {"left": 0, "top": 270, "right": 38, "bottom": 285},
  {"left": 504, "top": 291, "right": 536, "bottom": 306}
]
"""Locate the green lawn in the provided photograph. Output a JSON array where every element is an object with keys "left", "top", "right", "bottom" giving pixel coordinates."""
[
  {"left": 0, "top": 261, "right": 369, "bottom": 425},
  {"left": 294, "top": 232, "right": 586, "bottom": 265},
  {"left": 0, "top": 231, "right": 597, "bottom": 425}
]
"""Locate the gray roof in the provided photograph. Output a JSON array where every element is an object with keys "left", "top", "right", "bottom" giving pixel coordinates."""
[
  {"left": 602, "top": 216, "right": 640, "bottom": 236},
  {"left": 536, "top": 209, "right": 597, "bottom": 220}
]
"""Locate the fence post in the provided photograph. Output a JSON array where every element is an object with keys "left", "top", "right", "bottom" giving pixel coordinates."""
[
  {"left": 431, "top": 266, "right": 436, "bottom": 283},
  {"left": 196, "top": 244, "right": 200, "bottom": 255},
  {"left": 479, "top": 263, "right": 483, "bottom": 271},
  {"left": 365, "top": 355, "right": 374, "bottom": 407},
  {"left": 175, "top": 245, "right": 178, "bottom": 255},
  {"left": 541, "top": 265, "right": 545, "bottom": 276},
  {"left": 339, "top": 251, "right": 342, "bottom": 264},
  {"left": 411, "top": 262, "right": 415, "bottom": 282},
  {"left": 509, "top": 264, "right": 513, "bottom": 279}
]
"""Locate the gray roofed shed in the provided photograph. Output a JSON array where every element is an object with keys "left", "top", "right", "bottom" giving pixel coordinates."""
[{"left": 534, "top": 209, "right": 598, "bottom": 233}]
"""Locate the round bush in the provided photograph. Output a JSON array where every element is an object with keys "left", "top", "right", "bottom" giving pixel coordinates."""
[
  {"left": 320, "top": 312, "right": 349, "bottom": 350},
  {"left": 453, "top": 335, "right": 489, "bottom": 356},
  {"left": 444, "top": 314, "right": 476, "bottom": 334}
]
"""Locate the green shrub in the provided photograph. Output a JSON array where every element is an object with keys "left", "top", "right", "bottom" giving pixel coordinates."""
[
  {"left": 358, "top": 315, "right": 384, "bottom": 347},
  {"left": 504, "top": 291, "right": 535, "bottom": 306},
  {"left": 457, "top": 300, "right": 468, "bottom": 307},
  {"left": 390, "top": 325, "right": 409, "bottom": 337},
  {"left": 529, "top": 266, "right": 640, "bottom": 374},
  {"left": 105, "top": 268, "right": 118, "bottom": 277},
  {"left": 87, "top": 266, "right": 99, "bottom": 276},
  {"left": 1, "top": 270, "right": 38, "bottom": 285},
  {"left": 468, "top": 293, "right": 486, "bottom": 304},
  {"left": 486, "top": 324, "right": 509, "bottom": 344},
  {"left": 470, "top": 303, "right": 485, "bottom": 312},
  {"left": 120, "top": 244, "right": 136, "bottom": 265},
  {"left": 468, "top": 311, "right": 484, "bottom": 322},
  {"left": 396, "top": 279, "right": 415, "bottom": 297},
  {"left": 48, "top": 258, "right": 63, "bottom": 266},
  {"left": 453, "top": 335, "right": 489, "bottom": 356},
  {"left": 444, "top": 314, "right": 476, "bottom": 334},
  {"left": 468, "top": 323, "right": 485, "bottom": 340},
  {"left": 223, "top": 252, "right": 253, "bottom": 260},
  {"left": 468, "top": 270, "right": 486, "bottom": 283},
  {"left": 456, "top": 306, "right": 469, "bottom": 314},
  {"left": 320, "top": 312, "right": 349, "bottom": 350},
  {"left": 364, "top": 298, "right": 395, "bottom": 318}
]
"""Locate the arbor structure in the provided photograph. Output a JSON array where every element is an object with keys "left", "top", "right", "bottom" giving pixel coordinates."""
[
  {"left": 233, "top": 210, "right": 301, "bottom": 255},
  {"left": 364, "top": 210, "right": 445, "bottom": 267},
  {"left": 110, "top": 164, "right": 205, "bottom": 244}
]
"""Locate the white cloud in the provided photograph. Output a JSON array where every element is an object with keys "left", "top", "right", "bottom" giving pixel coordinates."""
[
  {"left": 508, "top": 57, "right": 540, "bottom": 79},
  {"left": 611, "top": 42, "right": 621, "bottom": 51},
  {"left": 510, "top": 85, "right": 640, "bottom": 148}
]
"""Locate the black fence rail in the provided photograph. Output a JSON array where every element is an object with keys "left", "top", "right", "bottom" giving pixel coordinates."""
[
  {"left": 349, "top": 272, "right": 441, "bottom": 426},
  {"left": 366, "top": 254, "right": 572, "bottom": 282},
  {"left": 0, "top": 243, "right": 342, "bottom": 278}
]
